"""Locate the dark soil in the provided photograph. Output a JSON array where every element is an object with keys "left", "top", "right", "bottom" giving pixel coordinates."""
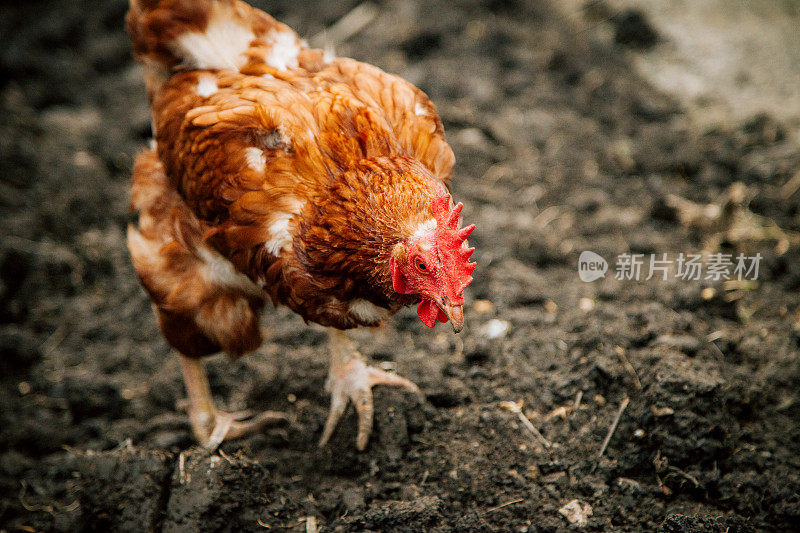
[{"left": 1, "top": 0, "right": 799, "bottom": 531}]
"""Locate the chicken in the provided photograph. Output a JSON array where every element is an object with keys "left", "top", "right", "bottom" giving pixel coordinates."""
[{"left": 125, "top": 0, "right": 476, "bottom": 450}]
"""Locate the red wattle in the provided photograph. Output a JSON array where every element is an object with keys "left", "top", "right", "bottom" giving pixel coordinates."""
[
  {"left": 417, "top": 299, "right": 440, "bottom": 328},
  {"left": 416, "top": 299, "right": 450, "bottom": 327}
]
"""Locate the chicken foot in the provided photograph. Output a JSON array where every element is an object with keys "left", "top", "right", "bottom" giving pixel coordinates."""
[
  {"left": 179, "top": 354, "right": 286, "bottom": 450},
  {"left": 319, "top": 329, "right": 420, "bottom": 450}
]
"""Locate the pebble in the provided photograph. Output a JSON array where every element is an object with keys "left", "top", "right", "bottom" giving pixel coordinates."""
[
  {"left": 650, "top": 405, "right": 675, "bottom": 417},
  {"left": 559, "top": 499, "right": 593, "bottom": 527},
  {"left": 594, "top": 394, "right": 607, "bottom": 407},
  {"left": 483, "top": 319, "right": 510, "bottom": 339},
  {"left": 473, "top": 299, "right": 495, "bottom": 314}
]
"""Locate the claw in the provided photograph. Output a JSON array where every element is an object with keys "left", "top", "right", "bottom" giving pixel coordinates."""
[
  {"left": 318, "top": 358, "right": 420, "bottom": 450},
  {"left": 319, "top": 391, "right": 348, "bottom": 447},
  {"left": 199, "top": 410, "right": 287, "bottom": 451},
  {"left": 179, "top": 354, "right": 287, "bottom": 450},
  {"left": 205, "top": 415, "right": 233, "bottom": 450},
  {"left": 354, "top": 388, "right": 374, "bottom": 451}
]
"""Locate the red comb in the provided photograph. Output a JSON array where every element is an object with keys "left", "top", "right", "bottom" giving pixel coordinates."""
[{"left": 432, "top": 192, "right": 476, "bottom": 295}]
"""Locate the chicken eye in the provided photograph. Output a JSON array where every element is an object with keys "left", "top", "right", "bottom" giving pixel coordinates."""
[{"left": 415, "top": 258, "right": 428, "bottom": 273}]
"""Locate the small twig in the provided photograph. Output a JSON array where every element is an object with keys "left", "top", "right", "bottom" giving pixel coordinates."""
[
  {"left": 573, "top": 391, "right": 583, "bottom": 412},
  {"left": 178, "top": 452, "right": 188, "bottom": 485},
  {"left": 61, "top": 445, "right": 81, "bottom": 456},
  {"left": 544, "top": 406, "right": 569, "bottom": 422},
  {"left": 487, "top": 498, "right": 524, "bottom": 513},
  {"left": 217, "top": 449, "right": 235, "bottom": 465},
  {"left": 598, "top": 397, "right": 630, "bottom": 458},
  {"left": 517, "top": 410, "right": 551, "bottom": 449},
  {"left": 614, "top": 347, "right": 642, "bottom": 390},
  {"left": 310, "top": 3, "right": 378, "bottom": 47},
  {"left": 305, "top": 515, "right": 318, "bottom": 533},
  {"left": 499, "top": 401, "right": 551, "bottom": 449},
  {"left": 664, "top": 467, "right": 700, "bottom": 488}
]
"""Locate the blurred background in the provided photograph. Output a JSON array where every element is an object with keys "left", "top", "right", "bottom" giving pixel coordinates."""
[{"left": 1, "top": 0, "right": 799, "bottom": 531}]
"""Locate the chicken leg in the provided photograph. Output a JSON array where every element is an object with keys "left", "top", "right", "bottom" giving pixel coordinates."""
[
  {"left": 319, "top": 329, "right": 420, "bottom": 450},
  {"left": 179, "top": 354, "right": 286, "bottom": 450}
]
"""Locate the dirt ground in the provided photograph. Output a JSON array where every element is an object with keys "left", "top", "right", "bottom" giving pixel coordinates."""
[{"left": 1, "top": 0, "right": 799, "bottom": 531}]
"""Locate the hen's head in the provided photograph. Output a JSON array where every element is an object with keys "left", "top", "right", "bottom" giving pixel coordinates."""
[{"left": 390, "top": 192, "right": 476, "bottom": 332}]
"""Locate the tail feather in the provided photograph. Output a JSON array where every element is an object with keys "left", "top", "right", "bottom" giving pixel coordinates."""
[{"left": 127, "top": 0, "right": 304, "bottom": 77}]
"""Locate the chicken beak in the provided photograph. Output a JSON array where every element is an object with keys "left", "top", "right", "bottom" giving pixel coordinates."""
[{"left": 438, "top": 301, "right": 464, "bottom": 333}]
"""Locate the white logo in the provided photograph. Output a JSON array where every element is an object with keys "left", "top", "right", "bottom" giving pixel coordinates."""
[
  {"left": 585, "top": 252, "right": 762, "bottom": 282},
  {"left": 578, "top": 251, "right": 608, "bottom": 282}
]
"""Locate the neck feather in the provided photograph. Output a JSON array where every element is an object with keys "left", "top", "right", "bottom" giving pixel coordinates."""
[{"left": 296, "top": 156, "right": 444, "bottom": 296}]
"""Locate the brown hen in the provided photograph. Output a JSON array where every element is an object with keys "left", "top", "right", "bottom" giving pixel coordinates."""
[{"left": 126, "top": 0, "right": 476, "bottom": 450}]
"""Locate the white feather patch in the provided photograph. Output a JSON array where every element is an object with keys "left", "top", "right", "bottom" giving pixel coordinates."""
[
  {"left": 127, "top": 227, "right": 160, "bottom": 259},
  {"left": 196, "top": 75, "right": 218, "bottom": 97},
  {"left": 411, "top": 218, "right": 437, "bottom": 240},
  {"left": 349, "top": 299, "right": 389, "bottom": 323},
  {"left": 414, "top": 102, "right": 427, "bottom": 116},
  {"left": 264, "top": 214, "right": 294, "bottom": 255},
  {"left": 173, "top": 19, "right": 254, "bottom": 70},
  {"left": 197, "top": 247, "right": 261, "bottom": 295},
  {"left": 244, "top": 147, "right": 266, "bottom": 171},
  {"left": 265, "top": 30, "right": 300, "bottom": 71},
  {"left": 323, "top": 45, "right": 336, "bottom": 63}
]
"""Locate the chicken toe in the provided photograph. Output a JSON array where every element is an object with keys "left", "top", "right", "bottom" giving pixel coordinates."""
[
  {"left": 179, "top": 354, "right": 286, "bottom": 450},
  {"left": 198, "top": 408, "right": 287, "bottom": 450},
  {"left": 319, "top": 330, "right": 420, "bottom": 450}
]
